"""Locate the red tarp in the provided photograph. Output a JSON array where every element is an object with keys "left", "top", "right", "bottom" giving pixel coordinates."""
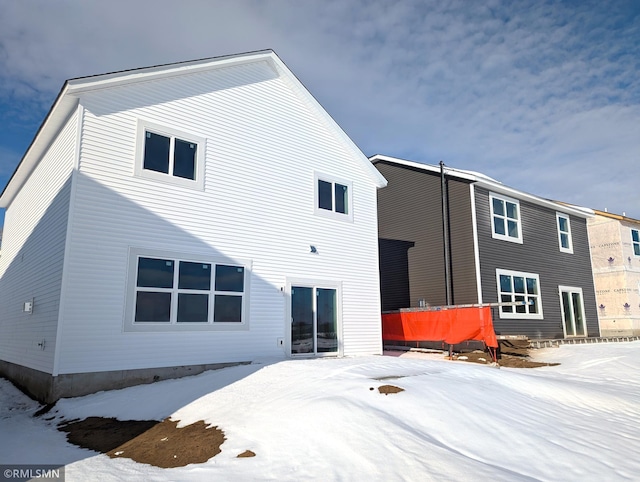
[{"left": 382, "top": 306, "right": 498, "bottom": 348}]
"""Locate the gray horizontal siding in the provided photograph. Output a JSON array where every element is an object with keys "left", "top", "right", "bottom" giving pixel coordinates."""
[
  {"left": 375, "top": 161, "right": 476, "bottom": 309},
  {"left": 475, "top": 187, "right": 599, "bottom": 339},
  {"left": 448, "top": 180, "right": 478, "bottom": 305}
]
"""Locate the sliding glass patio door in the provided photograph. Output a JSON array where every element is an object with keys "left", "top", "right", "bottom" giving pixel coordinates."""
[
  {"left": 291, "top": 284, "right": 339, "bottom": 356},
  {"left": 559, "top": 286, "right": 586, "bottom": 337}
]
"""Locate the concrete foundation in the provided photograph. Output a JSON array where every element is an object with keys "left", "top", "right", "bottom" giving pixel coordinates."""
[{"left": 0, "top": 359, "right": 251, "bottom": 404}]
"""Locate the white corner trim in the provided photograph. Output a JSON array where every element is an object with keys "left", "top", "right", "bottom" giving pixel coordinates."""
[
  {"left": 469, "top": 184, "right": 483, "bottom": 304},
  {"left": 52, "top": 103, "right": 84, "bottom": 377}
]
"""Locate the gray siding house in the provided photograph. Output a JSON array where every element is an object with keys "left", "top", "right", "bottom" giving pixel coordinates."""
[{"left": 372, "top": 155, "right": 599, "bottom": 340}]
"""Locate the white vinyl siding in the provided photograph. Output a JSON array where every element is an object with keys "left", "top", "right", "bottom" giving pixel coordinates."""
[
  {"left": 0, "top": 109, "right": 78, "bottom": 373},
  {"left": 54, "top": 60, "right": 382, "bottom": 374}
]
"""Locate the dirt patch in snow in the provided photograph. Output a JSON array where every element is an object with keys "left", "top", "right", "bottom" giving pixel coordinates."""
[
  {"left": 237, "top": 449, "right": 256, "bottom": 458},
  {"left": 59, "top": 417, "right": 226, "bottom": 468},
  {"left": 377, "top": 384, "right": 405, "bottom": 395},
  {"left": 453, "top": 351, "right": 560, "bottom": 368}
]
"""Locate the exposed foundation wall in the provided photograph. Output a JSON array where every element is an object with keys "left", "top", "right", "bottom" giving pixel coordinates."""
[{"left": 1, "top": 358, "right": 249, "bottom": 404}]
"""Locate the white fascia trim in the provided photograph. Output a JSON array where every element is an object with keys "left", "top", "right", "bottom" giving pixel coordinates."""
[
  {"left": 0, "top": 94, "right": 79, "bottom": 208},
  {"left": 370, "top": 155, "right": 482, "bottom": 183},
  {"left": 65, "top": 51, "right": 276, "bottom": 94},
  {"left": 469, "top": 184, "right": 483, "bottom": 304},
  {"left": 475, "top": 180, "right": 594, "bottom": 218},
  {"left": 369, "top": 155, "right": 594, "bottom": 218}
]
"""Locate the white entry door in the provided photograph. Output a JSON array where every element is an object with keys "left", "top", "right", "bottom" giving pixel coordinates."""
[{"left": 559, "top": 286, "right": 587, "bottom": 337}]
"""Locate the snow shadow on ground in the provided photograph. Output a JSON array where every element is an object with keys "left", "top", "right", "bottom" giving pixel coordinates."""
[{"left": 21, "top": 361, "right": 269, "bottom": 467}]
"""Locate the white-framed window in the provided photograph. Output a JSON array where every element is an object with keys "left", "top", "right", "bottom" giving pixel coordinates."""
[
  {"left": 314, "top": 172, "right": 353, "bottom": 222},
  {"left": 124, "top": 248, "right": 250, "bottom": 332},
  {"left": 632, "top": 229, "right": 640, "bottom": 257},
  {"left": 556, "top": 213, "right": 573, "bottom": 253},
  {"left": 135, "top": 120, "right": 206, "bottom": 190},
  {"left": 496, "top": 269, "right": 543, "bottom": 319},
  {"left": 489, "top": 193, "right": 522, "bottom": 243}
]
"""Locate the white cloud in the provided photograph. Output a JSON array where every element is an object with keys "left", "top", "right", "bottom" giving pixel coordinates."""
[{"left": 0, "top": 0, "right": 638, "bottom": 216}]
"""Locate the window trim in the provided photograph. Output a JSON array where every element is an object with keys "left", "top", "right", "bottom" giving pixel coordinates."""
[
  {"left": 632, "top": 229, "right": 640, "bottom": 257},
  {"left": 495, "top": 268, "right": 543, "bottom": 320},
  {"left": 313, "top": 172, "right": 353, "bottom": 222},
  {"left": 489, "top": 192, "right": 522, "bottom": 243},
  {"left": 556, "top": 213, "right": 574, "bottom": 254},
  {"left": 124, "top": 247, "right": 251, "bottom": 332},
  {"left": 135, "top": 120, "right": 206, "bottom": 190}
]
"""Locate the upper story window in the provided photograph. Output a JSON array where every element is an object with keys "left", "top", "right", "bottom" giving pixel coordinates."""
[
  {"left": 135, "top": 120, "right": 205, "bottom": 190},
  {"left": 632, "top": 229, "right": 640, "bottom": 256},
  {"left": 125, "top": 248, "right": 250, "bottom": 332},
  {"left": 314, "top": 172, "right": 353, "bottom": 222},
  {"left": 496, "top": 268, "right": 543, "bottom": 320},
  {"left": 489, "top": 193, "right": 522, "bottom": 243},
  {"left": 556, "top": 213, "right": 573, "bottom": 253}
]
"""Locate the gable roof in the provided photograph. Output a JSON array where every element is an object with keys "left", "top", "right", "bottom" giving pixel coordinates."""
[
  {"left": 370, "top": 154, "right": 593, "bottom": 219},
  {"left": 1, "top": 50, "right": 386, "bottom": 208}
]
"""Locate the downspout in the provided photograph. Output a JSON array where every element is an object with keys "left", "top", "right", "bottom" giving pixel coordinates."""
[{"left": 440, "top": 161, "right": 452, "bottom": 306}]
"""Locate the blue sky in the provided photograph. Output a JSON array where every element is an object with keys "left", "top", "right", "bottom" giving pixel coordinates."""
[{"left": 1, "top": 0, "right": 639, "bottom": 221}]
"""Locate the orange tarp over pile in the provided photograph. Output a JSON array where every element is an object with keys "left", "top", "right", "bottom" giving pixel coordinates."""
[{"left": 382, "top": 306, "right": 498, "bottom": 348}]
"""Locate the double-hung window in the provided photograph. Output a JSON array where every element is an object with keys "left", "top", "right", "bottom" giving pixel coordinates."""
[
  {"left": 135, "top": 120, "right": 205, "bottom": 190},
  {"left": 314, "top": 173, "right": 353, "bottom": 222},
  {"left": 632, "top": 229, "right": 640, "bottom": 256},
  {"left": 556, "top": 213, "right": 573, "bottom": 253},
  {"left": 496, "top": 269, "right": 543, "bottom": 319},
  {"left": 126, "top": 249, "right": 249, "bottom": 331},
  {"left": 490, "top": 193, "right": 522, "bottom": 243}
]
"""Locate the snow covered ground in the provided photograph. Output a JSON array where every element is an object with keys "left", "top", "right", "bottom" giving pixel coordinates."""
[{"left": 1, "top": 342, "right": 639, "bottom": 481}]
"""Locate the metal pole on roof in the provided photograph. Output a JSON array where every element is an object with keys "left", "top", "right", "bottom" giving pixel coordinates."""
[{"left": 440, "top": 160, "right": 452, "bottom": 306}]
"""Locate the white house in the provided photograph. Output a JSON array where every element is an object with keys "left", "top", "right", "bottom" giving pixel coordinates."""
[{"left": 0, "top": 50, "right": 387, "bottom": 403}]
